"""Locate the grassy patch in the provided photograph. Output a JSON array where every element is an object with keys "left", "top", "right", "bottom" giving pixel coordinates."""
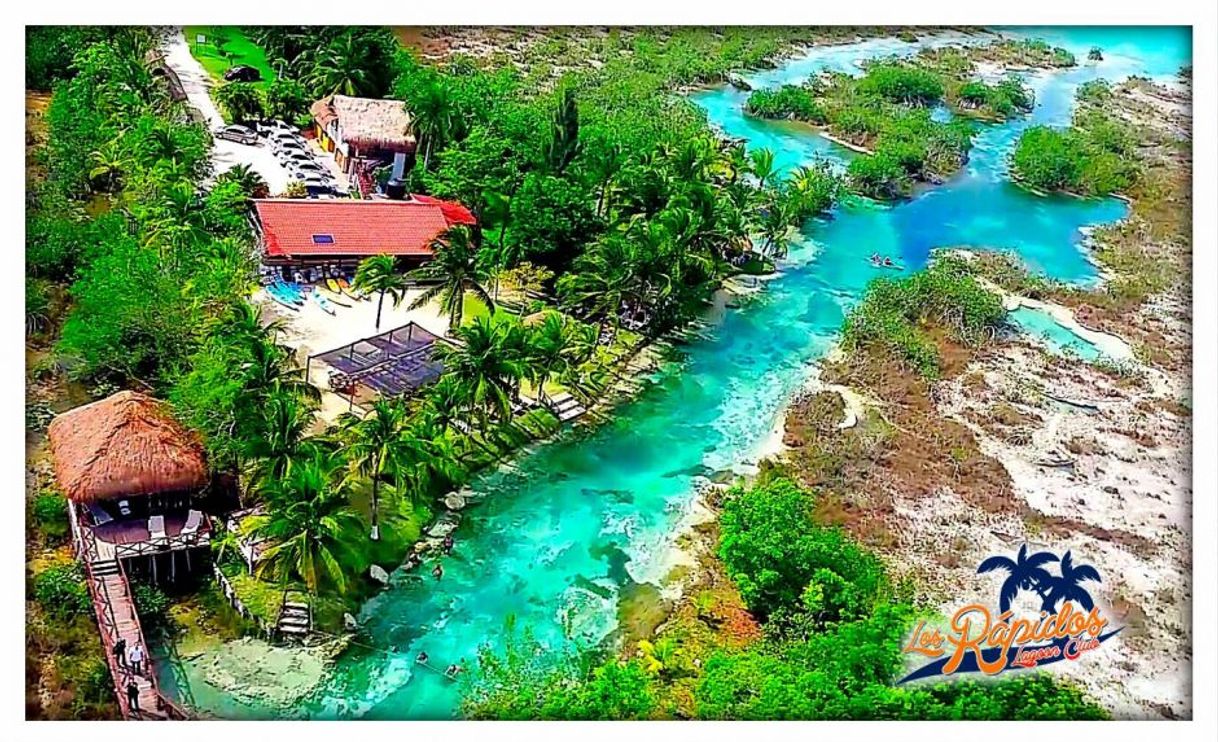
[{"left": 183, "top": 27, "right": 275, "bottom": 90}]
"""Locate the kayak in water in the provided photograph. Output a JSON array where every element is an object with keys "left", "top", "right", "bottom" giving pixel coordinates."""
[{"left": 869, "top": 254, "right": 905, "bottom": 270}]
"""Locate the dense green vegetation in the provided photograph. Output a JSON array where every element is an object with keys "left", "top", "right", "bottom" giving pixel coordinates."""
[
  {"left": 841, "top": 256, "right": 1006, "bottom": 379},
  {"left": 462, "top": 477, "right": 1107, "bottom": 719},
  {"left": 1012, "top": 81, "right": 1139, "bottom": 196},
  {"left": 745, "top": 62, "right": 987, "bottom": 199}
]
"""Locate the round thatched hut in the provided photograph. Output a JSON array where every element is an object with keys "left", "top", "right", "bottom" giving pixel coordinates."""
[{"left": 48, "top": 391, "right": 214, "bottom": 579}]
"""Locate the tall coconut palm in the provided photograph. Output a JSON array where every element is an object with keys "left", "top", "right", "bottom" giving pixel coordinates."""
[
  {"left": 556, "top": 233, "right": 639, "bottom": 331},
  {"left": 435, "top": 316, "right": 527, "bottom": 431},
  {"left": 977, "top": 544, "right": 1060, "bottom": 613},
  {"left": 336, "top": 398, "right": 409, "bottom": 541},
  {"left": 353, "top": 254, "right": 408, "bottom": 332},
  {"left": 1040, "top": 551, "right": 1102, "bottom": 612},
  {"left": 241, "top": 388, "right": 318, "bottom": 490},
  {"left": 247, "top": 447, "right": 362, "bottom": 595},
  {"left": 407, "top": 225, "right": 494, "bottom": 333},
  {"left": 409, "top": 79, "right": 457, "bottom": 172}
]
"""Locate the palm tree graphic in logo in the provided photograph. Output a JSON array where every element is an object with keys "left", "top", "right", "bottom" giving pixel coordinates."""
[
  {"left": 977, "top": 545, "right": 1059, "bottom": 612},
  {"left": 1040, "top": 551, "right": 1102, "bottom": 611},
  {"left": 978, "top": 546, "right": 1103, "bottom": 613}
]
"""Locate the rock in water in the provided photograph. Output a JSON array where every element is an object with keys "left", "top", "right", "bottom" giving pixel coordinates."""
[
  {"left": 343, "top": 612, "right": 358, "bottom": 631},
  {"left": 369, "top": 564, "right": 390, "bottom": 584},
  {"left": 444, "top": 493, "right": 467, "bottom": 511}
]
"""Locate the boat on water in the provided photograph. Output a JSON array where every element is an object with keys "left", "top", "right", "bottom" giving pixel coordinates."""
[{"left": 869, "top": 255, "right": 905, "bottom": 271}]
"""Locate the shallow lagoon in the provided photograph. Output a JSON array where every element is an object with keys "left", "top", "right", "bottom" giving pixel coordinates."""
[{"left": 175, "top": 27, "right": 1189, "bottom": 719}]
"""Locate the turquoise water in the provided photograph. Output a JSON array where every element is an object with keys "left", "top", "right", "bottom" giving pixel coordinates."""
[
  {"left": 1008, "top": 306, "right": 1104, "bottom": 362},
  {"left": 177, "top": 28, "right": 1189, "bottom": 719}
]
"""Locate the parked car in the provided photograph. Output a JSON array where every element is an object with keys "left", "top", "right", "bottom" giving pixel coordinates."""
[
  {"left": 292, "top": 161, "right": 329, "bottom": 176},
  {"left": 258, "top": 120, "right": 298, "bottom": 137},
  {"left": 271, "top": 137, "right": 308, "bottom": 154},
  {"left": 280, "top": 152, "right": 317, "bottom": 166},
  {"left": 224, "top": 65, "right": 263, "bottom": 83},
  {"left": 215, "top": 125, "right": 259, "bottom": 145}
]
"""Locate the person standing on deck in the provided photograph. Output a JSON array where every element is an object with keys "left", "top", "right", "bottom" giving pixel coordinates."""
[
  {"left": 126, "top": 679, "right": 140, "bottom": 716},
  {"left": 113, "top": 637, "right": 127, "bottom": 670}
]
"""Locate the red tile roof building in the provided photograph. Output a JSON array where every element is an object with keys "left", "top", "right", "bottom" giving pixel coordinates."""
[{"left": 253, "top": 197, "right": 476, "bottom": 265}]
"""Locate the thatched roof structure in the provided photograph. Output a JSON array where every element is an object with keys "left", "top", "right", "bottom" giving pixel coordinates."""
[
  {"left": 310, "top": 94, "right": 417, "bottom": 153},
  {"left": 47, "top": 391, "right": 209, "bottom": 504}
]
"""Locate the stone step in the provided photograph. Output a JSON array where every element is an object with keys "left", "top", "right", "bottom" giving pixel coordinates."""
[
  {"left": 282, "top": 601, "right": 309, "bottom": 610},
  {"left": 279, "top": 615, "right": 310, "bottom": 627},
  {"left": 278, "top": 623, "right": 310, "bottom": 634}
]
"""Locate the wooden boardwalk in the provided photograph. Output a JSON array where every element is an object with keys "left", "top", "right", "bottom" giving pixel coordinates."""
[{"left": 74, "top": 513, "right": 188, "bottom": 720}]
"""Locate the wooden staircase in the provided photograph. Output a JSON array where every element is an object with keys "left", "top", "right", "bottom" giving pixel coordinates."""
[
  {"left": 542, "top": 390, "right": 587, "bottom": 422},
  {"left": 276, "top": 593, "right": 312, "bottom": 641}
]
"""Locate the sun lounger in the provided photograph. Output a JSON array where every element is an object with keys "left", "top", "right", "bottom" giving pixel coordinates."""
[
  {"left": 180, "top": 509, "right": 203, "bottom": 539},
  {"left": 148, "top": 515, "right": 167, "bottom": 544}
]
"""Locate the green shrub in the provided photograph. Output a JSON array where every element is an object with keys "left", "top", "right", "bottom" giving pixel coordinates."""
[
  {"left": 32, "top": 490, "right": 69, "bottom": 539},
  {"left": 746, "top": 85, "right": 827, "bottom": 123},
  {"left": 132, "top": 582, "right": 172, "bottom": 630},
  {"left": 841, "top": 257, "right": 1005, "bottom": 378},
  {"left": 718, "top": 477, "right": 886, "bottom": 621},
  {"left": 32, "top": 564, "right": 90, "bottom": 618}
]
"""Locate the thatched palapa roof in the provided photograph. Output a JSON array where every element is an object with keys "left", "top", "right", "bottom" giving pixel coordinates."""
[
  {"left": 311, "top": 94, "right": 417, "bottom": 153},
  {"left": 47, "top": 391, "right": 209, "bottom": 504}
]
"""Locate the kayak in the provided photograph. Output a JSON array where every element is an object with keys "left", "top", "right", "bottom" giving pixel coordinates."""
[
  {"left": 265, "top": 284, "right": 300, "bottom": 311},
  {"left": 326, "top": 278, "right": 348, "bottom": 296},
  {"left": 869, "top": 258, "right": 905, "bottom": 271},
  {"left": 319, "top": 284, "right": 353, "bottom": 308},
  {"left": 269, "top": 281, "right": 304, "bottom": 306},
  {"left": 311, "top": 291, "right": 337, "bottom": 316}
]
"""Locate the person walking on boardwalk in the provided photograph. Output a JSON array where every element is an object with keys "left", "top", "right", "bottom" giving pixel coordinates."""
[
  {"left": 126, "top": 679, "right": 140, "bottom": 716},
  {"left": 113, "top": 637, "right": 127, "bottom": 670},
  {"left": 127, "top": 641, "right": 146, "bottom": 677}
]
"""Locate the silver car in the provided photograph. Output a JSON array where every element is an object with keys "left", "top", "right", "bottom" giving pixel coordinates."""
[{"left": 215, "top": 125, "right": 259, "bottom": 145}]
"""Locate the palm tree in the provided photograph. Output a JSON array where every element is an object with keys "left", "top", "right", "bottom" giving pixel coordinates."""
[
  {"left": 525, "top": 313, "right": 596, "bottom": 396},
  {"left": 241, "top": 388, "right": 317, "bottom": 490},
  {"left": 247, "top": 447, "right": 362, "bottom": 595},
  {"left": 407, "top": 225, "right": 494, "bottom": 332},
  {"left": 977, "top": 544, "right": 1060, "bottom": 613},
  {"left": 584, "top": 142, "right": 625, "bottom": 218},
  {"left": 435, "top": 316, "right": 527, "bottom": 431},
  {"left": 748, "top": 147, "right": 777, "bottom": 188},
  {"left": 409, "top": 80, "right": 457, "bottom": 172},
  {"left": 217, "top": 163, "right": 270, "bottom": 199},
  {"left": 556, "top": 233, "right": 639, "bottom": 332},
  {"left": 303, "top": 31, "right": 371, "bottom": 97},
  {"left": 353, "top": 254, "right": 408, "bottom": 332},
  {"left": 1040, "top": 551, "right": 1102, "bottom": 612},
  {"left": 337, "top": 398, "right": 410, "bottom": 542}
]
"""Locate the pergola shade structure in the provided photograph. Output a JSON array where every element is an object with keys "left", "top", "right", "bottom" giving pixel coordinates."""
[{"left": 309, "top": 322, "right": 448, "bottom": 406}]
